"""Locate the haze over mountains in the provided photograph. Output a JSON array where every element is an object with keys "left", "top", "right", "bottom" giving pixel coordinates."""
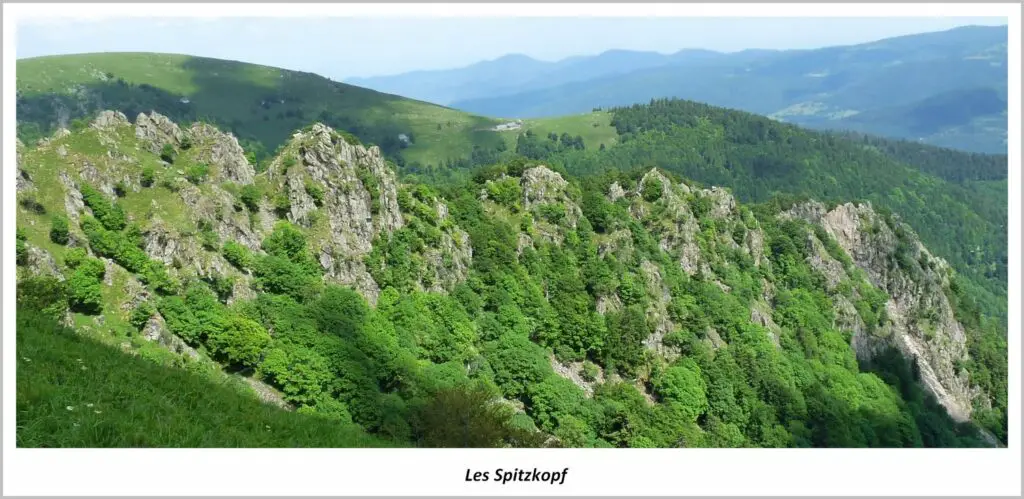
[{"left": 347, "top": 25, "right": 1008, "bottom": 153}]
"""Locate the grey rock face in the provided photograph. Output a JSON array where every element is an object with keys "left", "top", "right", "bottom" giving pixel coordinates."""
[
  {"left": 607, "top": 182, "right": 626, "bottom": 202},
  {"left": 784, "top": 201, "right": 981, "bottom": 423},
  {"left": 519, "top": 165, "right": 583, "bottom": 244},
  {"left": 91, "top": 110, "right": 129, "bottom": 130},
  {"left": 135, "top": 111, "right": 183, "bottom": 154},
  {"left": 267, "top": 123, "right": 471, "bottom": 303},
  {"left": 17, "top": 168, "right": 34, "bottom": 194},
  {"left": 23, "top": 244, "right": 64, "bottom": 281},
  {"left": 521, "top": 166, "right": 569, "bottom": 210},
  {"left": 143, "top": 314, "right": 199, "bottom": 360},
  {"left": 550, "top": 354, "right": 605, "bottom": 397},
  {"left": 274, "top": 124, "right": 401, "bottom": 300},
  {"left": 639, "top": 259, "right": 680, "bottom": 360},
  {"left": 59, "top": 172, "right": 87, "bottom": 223},
  {"left": 188, "top": 123, "right": 256, "bottom": 185}
]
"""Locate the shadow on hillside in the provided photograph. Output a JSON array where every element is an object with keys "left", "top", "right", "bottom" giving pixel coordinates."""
[
  {"left": 857, "top": 347, "right": 997, "bottom": 448},
  {"left": 17, "top": 58, "right": 415, "bottom": 162},
  {"left": 15, "top": 308, "right": 390, "bottom": 448}
]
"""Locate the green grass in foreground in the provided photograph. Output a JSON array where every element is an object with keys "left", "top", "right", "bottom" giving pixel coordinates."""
[{"left": 16, "top": 310, "right": 389, "bottom": 448}]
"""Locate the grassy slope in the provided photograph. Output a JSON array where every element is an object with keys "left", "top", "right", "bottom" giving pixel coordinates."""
[
  {"left": 16, "top": 311, "right": 388, "bottom": 448},
  {"left": 16, "top": 53, "right": 507, "bottom": 167},
  {"left": 13, "top": 121, "right": 389, "bottom": 448},
  {"left": 490, "top": 111, "right": 618, "bottom": 152},
  {"left": 17, "top": 53, "right": 617, "bottom": 168}
]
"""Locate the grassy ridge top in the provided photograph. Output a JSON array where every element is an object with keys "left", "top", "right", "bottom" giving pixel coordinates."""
[{"left": 16, "top": 53, "right": 509, "bottom": 166}]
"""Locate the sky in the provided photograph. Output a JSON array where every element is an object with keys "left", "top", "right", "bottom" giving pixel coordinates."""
[{"left": 16, "top": 17, "right": 1008, "bottom": 80}]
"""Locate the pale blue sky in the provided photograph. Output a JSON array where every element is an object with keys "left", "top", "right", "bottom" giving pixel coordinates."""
[{"left": 16, "top": 17, "right": 1008, "bottom": 80}]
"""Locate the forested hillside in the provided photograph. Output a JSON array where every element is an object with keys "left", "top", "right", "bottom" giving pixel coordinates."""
[
  {"left": 16, "top": 111, "right": 1006, "bottom": 447},
  {"left": 543, "top": 99, "right": 1007, "bottom": 318}
]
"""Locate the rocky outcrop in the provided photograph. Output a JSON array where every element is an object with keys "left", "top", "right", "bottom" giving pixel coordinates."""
[
  {"left": 639, "top": 260, "right": 680, "bottom": 360},
  {"left": 264, "top": 123, "right": 471, "bottom": 302},
  {"left": 16, "top": 140, "right": 33, "bottom": 193},
  {"left": 135, "top": 111, "right": 183, "bottom": 155},
  {"left": 17, "top": 168, "right": 34, "bottom": 193},
  {"left": 743, "top": 226, "right": 767, "bottom": 267},
  {"left": 80, "top": 160, "right": 117, "bottom": 198},
  {"left": 805, "top": 231, "right": 847, "bottom": 291},
  {"left": 278, "top": 125, "right": 400, "bottom": 297},
  {"left": 91, "top": 110, "right": 129, "bottom": 130},
  {"left": 140, "top": 217, "right": 228, "bottom": 279},
  {"left": 180, "top": 184, "right": 263, "bottom": 251},
  {"left": 639, "top": 168, "right": 682, "bottom": 200},
  {"left": 59, "top": 172, "right": 87, "bottom": 223},
  {"left": 188, "top": 123, "right": 255, "bottom": 185},
  {"left": 520, "top": 166, "right": 582, "bottom": 238},
  {"left": 550, "top": 354, "right": 605, "bottom": 397},
  {"left": 32, "top": 127, "right": 71, "bottom": 148},
  {"left": 423, "top": 229, "right": 473, "bottom": 293},
  {"left": 521, "top": 166, "right": 569, "bottom": 210},
  {"left": 596, "top": 293, "right": 623, "bottom": 315},
  {"left": 608, "top": 182, "right": 626, "bottom": 202},
  {"left": 143, "top": 314, "right": 199, "bottom": 360},
  {"left": 22, "top": 244, "right": 64, "bottom": 281},
  {"left": 749, "top": 300, "right": 781, "bottom": 347},
  {"left": 702, "top": 187, "right": 737, "bottom": 220},
  {"left": 784, "top": 201, "right": 981, "bottom": 423},
  {"left": 242, "top": 377, "right": 293, "bottom": 410},
  {"left": 632, "top": 171, "right": 710, "bottom": 278},
  {"left": 142, "top": 219, "right": 188, "bottom": 266},
  {"left": 319, "top": 251, "right": 381, "bottom": 304}
]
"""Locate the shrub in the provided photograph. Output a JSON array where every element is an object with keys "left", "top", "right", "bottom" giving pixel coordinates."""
[
  {"left": 160, "top": 144, "right": 176, "bottom": 163},
  {"left": 486, "top": 177, "right": 522, "bottom": 210},
  {"left": 198, "top": 222, "right": 219, "bottom": 251},
  {"left": 185, "top": 163, "right": 210, "bottom": 184},
  {"left": 140, "top": 166, "right": 156, "bottom": 187},
  {"left": 355, "top": 167, "right": 381, "bottom": 214},
  {"left": 581, "top": 361, "right": 600, "bottom": 382},
  {"left": 17, "top": 276, "right": 69, "bottom": 320},
  {"left": 80, "top": 184, "right": 126, "bottom": 231},
  {"left": 272, "top": 193, "right": 292, "bottom": 216},
  {"left": 15, "top": 228, "right": 28, "bottom": 266},
  {"left": 240, "top": 184, "right": 261, "bottom": 212},
  {"left": 305, "top": 181, "right": 325, "bottom": 206},
  {"left": 337, "top": 130, "right": 361, "bottom": 146},
  {"left": 206, "top": 316, "right": 272, "bottom": 368},
  {"left": 651, "top": 362, "right": 708, "bottom": 422},
  {"left": 64, "top": 247, "right": 87, "bottom": 269},
  {"left": 131, "top": 301, "right": 156, "bottom": 330},
  {"left": 253, "top": 255, "right": 322, "bottom": 302},
  {"left": 49, "top": 215, "right": 70, "bottom": 245},
  {"left": 114, "top": 181, "right": 128, "bottom": 197},
  {"left": 537, "top": 203, "right": 566, "bottom": 224},
  {"left": 19, "top": 194, "right": 46, "bottom": 214},
  {"left": 223, "top": 241, "right": 253, "bottom": 270},
  {"left": 205, "top": 274, "right": 235, "bottom": 303},
  {"left": 282, "top": 156, "right": 297, "bottom": 171},
  {"left": 642, "top": 178, "right": 663, "bottom": 202},
  {"left": 67, "top": 257, "right": 106, "bottom": 315}
]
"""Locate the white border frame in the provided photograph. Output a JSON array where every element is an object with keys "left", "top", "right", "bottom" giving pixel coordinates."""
[{"left": 3, "top": 3, "right": 1021, "bottom": 497}]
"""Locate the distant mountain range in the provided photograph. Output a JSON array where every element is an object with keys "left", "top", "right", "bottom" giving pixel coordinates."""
[{"left": 346, "top": 25, "right": 1008, "bottom": 153}]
